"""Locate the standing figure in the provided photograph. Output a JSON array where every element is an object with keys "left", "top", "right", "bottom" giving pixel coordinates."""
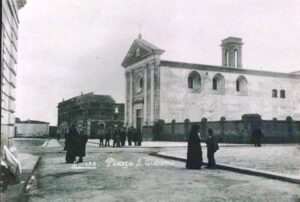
[
  {"left": 206, "top": 128, "right": 219, "bottom": 169},
  {"left": 186, "top": 123, "right": 203, "bottom": 169},
  {"left": 112, "top": 129, "right": 117, "bottom": 147},
  {"left": 65, "top": 124, "right": 79, "bottom": 163},
  {"left": 120, "top": 128, "right": 126, "bottom": 147},
  {"left": 137, "top": 129, "right": 143, "bottom": 146},
  {"left": 252, "top": 128, "right": 264, "bottom": 147},
  {"left": 77, "top": 130, "right": 88, "bottom": 163},
  {"left": 105, "top": 129, "right": 111, "bottom": 147},
  {"left": 127, "top": 127, "right": 133, "bottom": 146},
  {"left": 116, "top": 128, "right": 121, "bottom": 147},
  {"left": 97, "top": 125, "right": 105, "bottom": 147},
  {"left": 133, "top": 128, "right": 138, "bottom": 146}
]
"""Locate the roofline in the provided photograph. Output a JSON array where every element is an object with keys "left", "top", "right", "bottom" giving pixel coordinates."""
[
  {"left": 160, "top": 60, "right": 300, "bottom": 79},
  {"left": 17, "top": 121, "right": 50, "bottom": 124},
  {"left": 58, "top": 93, "right": 115, "bottom": 105}
]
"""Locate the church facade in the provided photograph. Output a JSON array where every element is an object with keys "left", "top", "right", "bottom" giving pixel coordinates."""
[{"left": 122, "top": 36, "right": 300, "bottom": 131}]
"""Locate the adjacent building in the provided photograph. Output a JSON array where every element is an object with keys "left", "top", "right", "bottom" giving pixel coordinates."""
[
  {"left": 122, "top": 35, "right": 300, "bottom": 132},
  {"left": 57, "top": 92, "right": 124, "bottom": 138},
  {"left": 1, "top": 0, "right": 27, "bottom": 152},
  {"left": 15, "top": 119, "right": 50, "bottom": 137}
]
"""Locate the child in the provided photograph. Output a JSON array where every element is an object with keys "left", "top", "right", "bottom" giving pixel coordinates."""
[{"left": 206, "top": 128, "right": 219, "bottom": 169}]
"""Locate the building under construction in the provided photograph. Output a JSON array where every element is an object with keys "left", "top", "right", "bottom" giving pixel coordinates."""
[{"left": 57, "top": 92, "right": 124, "bottom": 138}]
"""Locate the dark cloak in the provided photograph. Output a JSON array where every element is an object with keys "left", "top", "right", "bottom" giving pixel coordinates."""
[
  {"left": 65, "top": 125, "right": 80, "bottom": 163},
  {"left": 186, "top": 124, "right": 203, "bottom": 169}
]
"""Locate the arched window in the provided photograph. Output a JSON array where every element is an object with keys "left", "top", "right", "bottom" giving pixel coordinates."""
[
  {"left": 139, "top": 77, "right": 143, "bottom": 89},
  {"left": 136, "top": 75, "right": 143, "bottom": 93},
  {"left": 188, "top": 71, "right": 201, "bottom": 91},
  {"left": 212, "top": 73, "right": 225, "bottom": 94},
  {"left": 225, "top": 50, "right": 229, "bottom": 66},
  {"left": 236, "top": 75, "right": 248, "bottom": 95},
  {"left": 272, "top": 89, "right": 278, "bottom": 98},
  {"left": 234, "top": 49, "right": 238, "bottom": 68},
  {"left": 280, "top": 90, "right": 285, "bottom": 98}
]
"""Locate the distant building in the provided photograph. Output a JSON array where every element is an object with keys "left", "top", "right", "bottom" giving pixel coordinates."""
[
  {"left": 15, "top": 119, "right": 50, "bottom": 137},
  {"left": 57, "top": 92, "right": 124, "bottom": 138},
  {"left": 1, "top": 0, "right": 27, "bottom": 152},
  {"left": 49, "top": 126, "right": 57, "bottom": 138}
]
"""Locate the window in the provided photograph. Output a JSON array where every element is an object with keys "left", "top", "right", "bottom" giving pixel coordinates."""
[
  {"left": 114, "top": 107, "right": 119, "bottom": 113},
  {"left": 139, "top": 77, "right": 143, "bottom": 89},
  {"left": 234, "top": 49, "right": 238, "bottom": 68},
  {"left": 136, "top": 75, "right": 143, "bottom": 93},
  {"left": 187, "top": 71, "right": 201, "bottom": 91},
  {"left": 272, "top": 89, "right": 278, "bottom": 98},
  {"left": 212, "top": 73, "right": 225, "bottom": 94},
  {"left": 236, "top": 80, "right": 240, "bottom": 92},
  {"left": 280, "top": 90, "right": 285, "bottom": 98},
  {"left": 213, "top": 78, "right": 217, "bottom": 90},
  {"left": 236, "top": 76, "right": 248, "bottom": 95},
  {"left": 225, "top": 50, "right": 229, "bottom": 67}
]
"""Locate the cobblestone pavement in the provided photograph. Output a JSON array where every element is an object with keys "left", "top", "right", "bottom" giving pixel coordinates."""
[{"left": 21, "top": 142, "right": 300, "bottom": 202}]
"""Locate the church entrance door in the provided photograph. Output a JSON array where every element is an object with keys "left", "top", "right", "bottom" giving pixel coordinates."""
[{"left": 136, "top": 109, "right": 142, "bottom": 133}]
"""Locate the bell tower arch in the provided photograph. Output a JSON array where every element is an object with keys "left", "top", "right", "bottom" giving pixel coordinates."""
[{"left": 221, "top": 37, "right": 243, "bottom": 68}]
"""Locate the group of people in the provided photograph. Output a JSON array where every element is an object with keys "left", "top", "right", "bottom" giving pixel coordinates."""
[
  {"left": 97, "top": 127, "right": 142, "bottom": 148},
  {"left": 186, "top": 124, "right": 219, "bottom": 170},
  {"left": 64, "top": 124, "right": 88, "bottom": 164}
]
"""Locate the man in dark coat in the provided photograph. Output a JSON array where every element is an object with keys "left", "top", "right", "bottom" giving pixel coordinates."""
[
  {"left": 133, "top": 128, "right": 138, "bottom": 146},
  {"left": 120, "top": 128, "right": 126, "bottom": 147},
  {"left": 115, "top": 129, "right": 121, "bottom": 147},
  {"left": 65, "top": 124, "right": 80, "bottom": 163},
  {"left": 105, "top": 129, "right": 111, "bottom": 147},
  {"left": 252, "top": 128, "right": 264, "bottom": 147},
  {"left": 206, "top": 128, "right": 219, "bottom": 169},
  {"left": 137, "top": 129, "right": 143, "bottom": 146},
  {"left": 186, "top": 123, "right": 203, "bottom": 169},
  {"left": 77, "top": 130, "right": 88, "bottom": 163},
  {"left": 127, "top": 127, "right": 133, "bottom": 146},
  {"left": 97, "top": 126, "right": 105, "bottom": 147}
]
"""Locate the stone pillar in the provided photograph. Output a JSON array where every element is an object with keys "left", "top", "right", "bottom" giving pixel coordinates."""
[
  {"left": 143, "top": 65, "right": 148, "bottom": 125},
  {"left": 150, "top": 63, "right": 155, "bottom": 125},
  {"left": 129, "top": 71, "right": 133, "bottom": 126},
  {"left": 124, "top": 72, "right": 128, "bottom": 126}
]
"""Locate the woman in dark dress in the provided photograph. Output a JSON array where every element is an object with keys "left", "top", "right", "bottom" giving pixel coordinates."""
[
  {"left": 186, "top": 123, "right": 203, "bottom": 169},
  {"left": 65, "top": 124, "right": 79, "bottom": 163}
]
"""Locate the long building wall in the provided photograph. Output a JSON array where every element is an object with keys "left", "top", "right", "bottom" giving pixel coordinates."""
[
  {"left": 16, "top": 123, "right": 49, "bottom": 137},
  {"left": 159, "top": 65, "right": 300, "bottom": 123},
  {"left": 1, "top": 0, "right": 26, "bottom": 152}
]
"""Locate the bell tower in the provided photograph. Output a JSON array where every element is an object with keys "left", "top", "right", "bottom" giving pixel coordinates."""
[{"left": 221, "top": 37, "right": 243, "bottom": 68}]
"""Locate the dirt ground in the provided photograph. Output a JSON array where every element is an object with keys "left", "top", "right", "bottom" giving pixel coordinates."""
[{"left": 22, "top": 144, "right": 300, "bottom": 202}]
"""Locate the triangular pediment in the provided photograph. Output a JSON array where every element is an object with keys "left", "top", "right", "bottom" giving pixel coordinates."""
[{"left": 121, "top": 38, "right": 165, "bottom": 67}]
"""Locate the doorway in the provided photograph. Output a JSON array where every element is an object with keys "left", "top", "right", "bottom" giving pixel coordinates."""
[{"left": 136, "top": 109, "right": 142, "bottom": 133}]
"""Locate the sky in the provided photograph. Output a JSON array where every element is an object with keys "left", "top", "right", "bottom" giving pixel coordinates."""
[{"left": 16, "top": 0, "right": 300, "bottom": 125}]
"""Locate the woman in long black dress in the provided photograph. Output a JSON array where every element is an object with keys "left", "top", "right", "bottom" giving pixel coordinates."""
[
  {"left": 65, "top": 124, "right": 79, "bottom": 163},
  {"left": 186, "top": 123, "right": 203, "bottom": 169}
]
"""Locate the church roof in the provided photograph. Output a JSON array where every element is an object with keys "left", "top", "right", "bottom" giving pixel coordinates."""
[
  {"left": 121, "top": 36, "right": 165, "bottom": 67},
  {"left": 160, "top": 60, "right": 300, "bottom": 79}
]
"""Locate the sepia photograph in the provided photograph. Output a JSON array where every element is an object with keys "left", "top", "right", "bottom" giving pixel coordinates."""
[{"left": 1, "top": 0, "right": 300, "bottom": 201}]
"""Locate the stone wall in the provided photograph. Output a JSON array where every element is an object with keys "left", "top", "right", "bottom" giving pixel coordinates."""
[
  {"left": 142, "top": 115, "right": 300, "bottom": 143},
  {"left": 159, "top": 65, "right": 300, "bottom": 122}
]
